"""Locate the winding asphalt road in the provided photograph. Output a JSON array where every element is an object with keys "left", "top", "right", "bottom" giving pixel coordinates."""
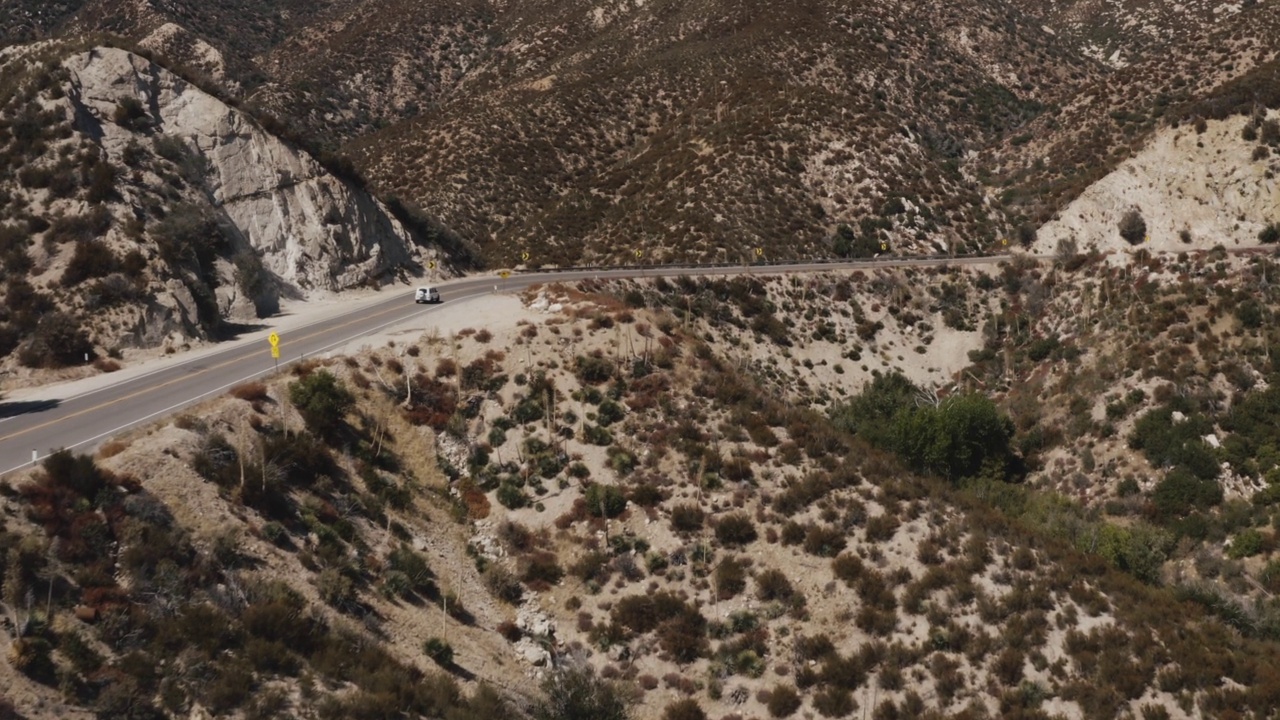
[{"left": 0, "top": 256, "right": 1003, "bottom": 476}]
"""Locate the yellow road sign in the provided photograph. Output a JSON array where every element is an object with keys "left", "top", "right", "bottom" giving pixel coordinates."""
[
  {"left": 521, "top": 251, "right": 530, "bottom": 262},
  {"left": 271, "top": 346, "right": 280, "bottom": 359},
  {"left": 428, "top": 260, "right": 437, "bottom": 269},
  {"left": 880, "top": 243, "right": 888, "bottom": 251},
  {"left": 500, "top": 271, "right": 511, "bottom": 279},
  {"left": 268, "top": 332, "right": 280, "bottom": 347},
  {"left": 635, "top": 249, "right": 643, "bottom": 259},
  {"left": 755, "top": 247, "right": 763, "bottom": 257}
]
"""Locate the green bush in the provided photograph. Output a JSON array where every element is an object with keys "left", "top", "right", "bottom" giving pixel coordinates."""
[
  {"left": 1130, "top": 405, "right": 1219, "bottom": 481},
  {"left": 575, "top": 354, "right": 616, "bottom": 385},
  {"left": 585, "top": 483, "right": 627, "bottom": 518},
  {"left": 288, "top": 370, "right": 354, "bottom": 438},
  {"left": 1152, "top": 468, "right": 1223, "bottom": 518},
  {"left": 1228, "top": 528, "right": 1263, "bottom": 559},
  {"left": 833, "top": 376, "right": 1016, "bottom": 482},
  {"left": 424, "top": 637, "right": 454, "bottom": 666}
]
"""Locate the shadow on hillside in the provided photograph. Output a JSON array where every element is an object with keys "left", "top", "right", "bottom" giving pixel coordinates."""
[
  {"left": 213, "top": 322, "right": 271, "bottom": 341},
  {"left": 0, "top": 399, "right": 60, "bottom": 419},
  {"left": 441, "top": 661, "right": 476, "bottom": 681}
]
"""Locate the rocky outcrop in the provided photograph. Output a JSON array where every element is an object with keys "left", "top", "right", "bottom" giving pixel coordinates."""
[
  {"left": 61, "top": 46, "right": 434, "bottom": 298},
  {"left": 1033, "top": 110, "right": 1280, "bottom": 257}
]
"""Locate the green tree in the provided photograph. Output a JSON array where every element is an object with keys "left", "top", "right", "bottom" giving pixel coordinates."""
[
  {"left": 830, "top": 372, "right": 918, "bottom": 447},
  {"left": 533, "top": 664, "right": 631, "bottom": 720},
  {"left": 890, "top": 393, "right": 1015, "bottom": 482},
  {"left": 288, "top": 370, "right": 354, "bottom": 438}
]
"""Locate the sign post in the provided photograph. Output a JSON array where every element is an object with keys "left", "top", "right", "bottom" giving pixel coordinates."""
[{"left": 269, "top": 332, "right": 280, "bottom": 373}]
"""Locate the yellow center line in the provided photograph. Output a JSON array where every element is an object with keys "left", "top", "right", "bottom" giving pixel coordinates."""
[{"left": 0, "top": 299, "right": 417, "bottom": 444}]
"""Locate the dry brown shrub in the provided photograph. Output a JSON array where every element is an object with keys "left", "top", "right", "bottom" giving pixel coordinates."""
[
  {"left": 96, "top": 440, "right": 128, "bottom": 459},
  {"left": 459, "top": 481, "right": 490, "bottom": 519},
  {"left": 230, "top": 382, "right": 269, "bottom": 402}
]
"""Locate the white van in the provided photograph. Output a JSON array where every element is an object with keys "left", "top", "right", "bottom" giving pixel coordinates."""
[{"left": 414, "top": 286, "right": 441, "bottom": 304}]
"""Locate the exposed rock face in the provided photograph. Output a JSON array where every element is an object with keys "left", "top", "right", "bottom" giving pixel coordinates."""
[
  {"left": 1033, "top": 110, "right": 1280, "bottom": 257},
  {"left": 62, "top": 47, "right": 429, "bottom": 297}
]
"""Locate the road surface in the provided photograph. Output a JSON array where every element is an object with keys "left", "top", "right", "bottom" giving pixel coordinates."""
[{"left": 0, "top": 256, "right": 1003, "bottom": 476}]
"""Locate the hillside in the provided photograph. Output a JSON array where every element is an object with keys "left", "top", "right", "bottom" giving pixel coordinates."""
[
  {"left": 0, "top": 40, "right": 448, "bottom": 382},
  {"left": 5, "top": 256, "right": 1280, "bottom": 718},
  {"left": 8, "top": 0, "right": 1273, "bottom": 266}
]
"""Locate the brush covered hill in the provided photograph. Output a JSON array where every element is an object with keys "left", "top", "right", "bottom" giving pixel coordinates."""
[
  {"left": 6, "top": 256, "right": 1280, "bottom": 718},
  {"left": 0, "top": 38, "right": 453, "bottom": 380},
  {"left": 8, "top": 0, "right": 1276, "bottom": 266}
]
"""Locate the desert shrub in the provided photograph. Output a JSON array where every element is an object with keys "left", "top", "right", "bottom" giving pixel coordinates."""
[
  {"left": 424, "top": 637, "right": 454, "bottom": 666},
  {"left": 46, "top": 208, "right": 111, "bottom": 245},
  {"left": 225, "top": 383, "right": 270, "bottom": 405},
  {"left": 767, "top": 684, "right": 802, "bottom": 717},
  {"left": 657, "top": 606, "right": 709, "bottom": 663},
  {"left": 715, "top": 557, "right": 747, "bottom": 598},
  {"left": 575, "top": 354, "right": 616, "bottom": 385},
  {"left": 715, "top": 513, "right": 758, "bottom": 546},
  {"left": 288, "top": 370, "right": 354, "bottom": 438},
  {"left": 993, "top": 647, "right": 1024, "bottom": 686},
  {"left": 522, "top": 551, "right": 564, "bottom": 589},
  {"left": 755, "top": 568, "right": 794, "bottom": 601},
  {"left": 497, "top": 482, "right": 530, "bottom": 509},
  {"left": 18, "top": 312, "right": 93, "bottom": 367},
  {"left": 832, "top": 553, "right": 864, "bottom": 585},
  {"left": 812, "top": 687, "right": 855, "bottom": 718},
  {"left": 533, "top": 664, "right": 630, "bottom": 720},
  {"left": 585, "top": 483, "right": 627, "bottom": 518},
  {"left": 663, "top": 698, "right": 707, "bottom": 720},
  {"left": 316, "top": 568, "right": 355, "bottom": 609},
  {"left": 387, "top": 544, "right": 435, "bottom": 595},
  {"left": 1260, "top": 223, "right": 1280, "bottom": 245},
  {"left": 670, "top": 503, "right": 704, "bottom": 533},
  {"left": 803, "top": 525, "right": 846, "bottom": 557},
  {"left": 597, "top": 398, "right": 626, "bottom": 426},
  {"left": 1119, "top": 210, "right": 1147, "bottom": 245},
  {"left": 113, "top": 97, "right": 151, "bottom": 130},
  {"left": 780, "top": 521, "right": 805, "bottom": 545},
  {"left": 1263, "top": 119, "right": 1280, "bottom": 145},
  {"left": 153, "top": 203, "right": 229, "bottom": 273},
  {"left": 62, "top": 240, "right": 117, "bottom": 286},
  {"left": 484, "top": 565, "right": 524, "bottom": 604},
  {"left": 865, "top": 514, "right": 899, "bottom": 542}
]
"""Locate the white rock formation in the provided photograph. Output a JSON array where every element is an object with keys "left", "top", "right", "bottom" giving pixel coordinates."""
[
  {"left": 1034, "top": 110, "right": 1280, "bottom": 258},
  {"left": 60, "top": 47, "right": 432, "bottom": 298}
]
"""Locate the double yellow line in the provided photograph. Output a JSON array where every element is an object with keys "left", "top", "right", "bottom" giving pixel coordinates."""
[{"left": 0, "top": 298, "right": 415, "bottom": 444}]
